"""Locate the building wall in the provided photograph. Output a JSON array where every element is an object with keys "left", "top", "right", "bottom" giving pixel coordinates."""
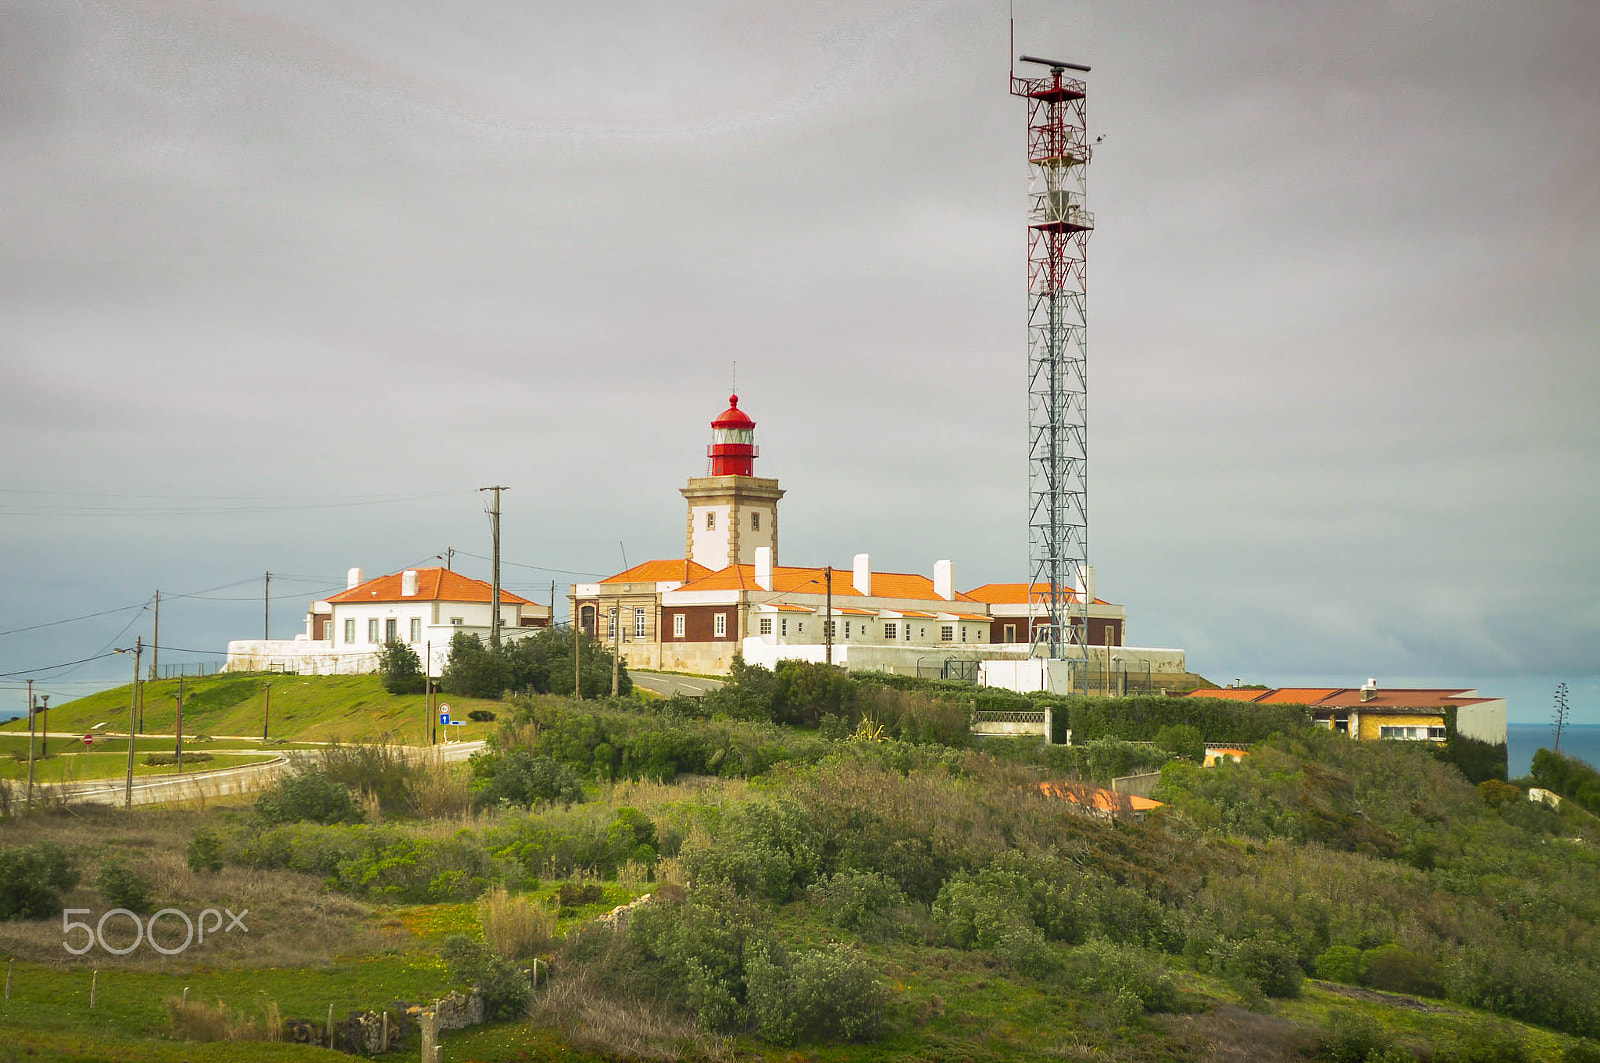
[
  {"left": 1351, "top": 712, "right": 1444, "bottom": 742},
  {"left": 989, "top": 615, "right": 1122, "bottom": 646}
]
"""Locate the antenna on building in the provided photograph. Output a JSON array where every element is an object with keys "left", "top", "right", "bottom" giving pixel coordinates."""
[{"left": 1010, "top": 45, "right": 1093, "bottom": 671}]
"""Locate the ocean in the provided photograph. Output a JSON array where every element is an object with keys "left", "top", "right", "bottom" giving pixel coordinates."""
[{"left": 1508, "top": 722, "right": 1600, "bottom": 778}]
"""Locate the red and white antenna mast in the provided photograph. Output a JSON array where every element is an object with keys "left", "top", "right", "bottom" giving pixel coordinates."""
[{"left": 1010, "top": 52, "right": 1093, "bottom": 664}]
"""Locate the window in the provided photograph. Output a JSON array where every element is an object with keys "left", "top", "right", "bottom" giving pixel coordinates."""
[
  {"left": 367, "top": 618, "right": 379, "bottom": 643},
  {"left": 714, "top": 612, "right": 727, "bottom": 638},
  {"left": 844, "top": 621, "right": 851, "bottom": 638},
  {"left": 919, "top": 627, "right": 925, "bottom": 639},
  {"left": 706, "top": 511, "right": 716, "bottom": 530},
  {"left": 634, "top": 608, "right": 647, "bottom": 638},
  {"left": 1003, "top": 624, "right": 1016, "bottom": 643},
  {"left": 344, "top": 618, "right": 355, "bottom": 644},
  {"left": 759, "top": 617, "right": 772, "bottom": 635},
  {"left": 826, "top": 620, "right": 837, "bottom": 639},
  {"left": 607, "top": 609, "right": 616, "bottom": 637},
  {"left": 1379, "top": 725, "right": 1434, "bottom": 741},
  {"left": 781, "top": 618, "right": 788, "bottom": 637},
  {"left": 385, "top": 618, "right": 397, "bottom": 642},
  {"left": 450, "top": 616, "right": 464, "bottom": 626},
  {"left": 751, "top": 511, "right": 760, "bottom": 531},
  {"left": 673, "top": 613, "right": 685, "bottom": 638},
  {"left": 940, "top": 625, "right": 954, "bottom": 642},
  {"left": 883, "top": 621, "right": 898, "bottom": 640},
  {"left": 960, "top": 625, "right": 967, "bottom": 643},
  {"left": 410, "top": 618, "right": 421, "bottom": 643},
  {"left": 1429, "top": 726, "right": 1446, "bottom": 740}
]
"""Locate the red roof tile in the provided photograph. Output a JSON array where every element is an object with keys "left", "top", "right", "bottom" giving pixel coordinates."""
[
  {"left": 325, "top": 567, "right": 531, "bottom": 606},
  {"left": 1184, "top": 689, "right": 1268, "bottom": 702},
  {"left": 963, "top": 582, "right": 1109, "bottom": 605},
  {"left": 677, "top": 564, "right": 977, "bottom": 603}
]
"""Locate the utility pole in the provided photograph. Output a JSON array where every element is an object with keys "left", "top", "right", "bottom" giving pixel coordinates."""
[
  {"left": 263, "top": 571, "right": 271, "bottom": 639},
  {"left": 442, "top": 547, "right": 455, "bottom": 571},
  {"left": 573, "top": 618, "right": 582, "bottom": 699},
  {"left": 151, "top": 589, "right": 160, "bottom": 679},
  {"left": 424, "top": 640, "right": 432, "bottom": 745},
  {"left": 479, "top": 487, "right": 507, "bottom": 650},
  {"left": 25, "top": 679, "right": 36, "bottom": 808},
  {"left": 39, "top": 696, "right": 49, "bottom": 757},
  {"left": 550, "top": 581, "right": 556, "bottom": 627},
  {"left": 611, "top": 608, "right": 621, "bottom": 697},
  {"left": 124, "top": 637, "right": 141, "bottom": 810},
  {"left": 174, "top": 675, "right": 185, "bottom": 772},
  {"left": 824, "top": 566, "right": 833, "bottom": 666},
  {"left": 262, "top": 682, "right": 271, "bottom": 741}
]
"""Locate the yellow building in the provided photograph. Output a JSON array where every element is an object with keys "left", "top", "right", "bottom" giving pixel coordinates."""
[{"left": 1188, "top": 681, "right": 1506, "bottom": 746}]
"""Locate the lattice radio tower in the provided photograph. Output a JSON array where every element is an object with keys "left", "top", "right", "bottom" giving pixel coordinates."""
[{"left": 1010, "top": 52, "right": 1093, "bottom": 662}]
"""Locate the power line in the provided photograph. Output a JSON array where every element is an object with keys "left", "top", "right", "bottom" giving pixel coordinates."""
[
  {"left": 452, "top": 549, "right": 602, "bottom": 578},
  {"left": 0, "top": 652, "right": 120, "bottom": 678},
  {"left": 0, "top": 600, "right": 150, "bottom": 639}
]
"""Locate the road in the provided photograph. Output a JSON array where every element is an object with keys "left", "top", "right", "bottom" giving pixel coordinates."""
[
  {"left": 631, "top": 671, "right": 725, "bottom": 698},
  {"left": 30, "top": 739, "right": 486, "bottom": 808}
]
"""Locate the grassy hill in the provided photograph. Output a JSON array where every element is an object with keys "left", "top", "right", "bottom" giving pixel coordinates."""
[{"left": 0, "top": 673, "right": 506, "bottom": 744}]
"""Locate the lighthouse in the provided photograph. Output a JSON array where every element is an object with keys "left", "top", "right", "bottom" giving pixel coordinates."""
[{"left": 681, "top": 393, "right": 785, "bottom": 570}]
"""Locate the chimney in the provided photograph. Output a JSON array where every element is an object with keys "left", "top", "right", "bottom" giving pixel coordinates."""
[
  {"left": 401, "top": 569, "right": 419, "bottom": 597},
  {"left": 754, "top": 546, "right": 773, "bottom": 591},
  {"left": 933, "top": 559, "right": 955, "bottom": 601},
  {"left": 852, "top": 553, "right": 871, "bottom": 596},
  {"left": 346, "top": 567, "right": 363, "bottom": 589},
  {"left": 1360, "top": 677, "right": 1377, "bottom": 702}
]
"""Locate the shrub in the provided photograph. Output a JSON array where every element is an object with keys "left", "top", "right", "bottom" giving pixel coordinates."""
[
  {"left": 96, "top": 857, "right": 153, "bottom": 912},
  {"left": 318, "top": 740, "right": 419, "bottom": 815},
  {"left": 1225, "top": 937, "right": 1303, "bottom": 999},
  {"left": 681, "top": 799, "right": 822, "bottom": 902},
  {"left": 440, "top": 934, "right": 530, "bottom": 1020},
  {"left": 627, "top": 883, "right": 773, "bottom": 1033},
  {"left": 1361, "top": 944, "right": 1444, "bottom": 999},
  {"left": 144, "top": 752, "right": 214, "bottom": 766},
  {"left": 254, "top": 768, "right": 363, "bottom": 825},
  {"left": 745, "top": 944, "right": 886, "bottom": 1044},
  {"left": 478, "top": 888, "right": 554, "bottom": 960},
  {"left": 186, "top": 829, "right": 224, "bottom": 874},
  {"left": 1319, "top": 1012, "right": 1392, "bottom": 1063},
  {"left": 377, "top": 638, "right": 426, "bottom": 694},
  {"left": 1316, "top": 944, "right": 1365, "bottom": 984},
  {"left": 1153, "top": 723, "right": 1204, "bottom": 762},
  {"left": 811, "top": 871, "right": 909, "bottom": 933},
  {"left": 1564, "top": 1042, "right": 1600, "bottom": 1063},
  {"left": 471, "top": 750, "right": 585, "bottom": 809},
  {"left": 0, "top": 842, "right": 78, "bottom": 920},
  {"left": 468, "top": 709, "right": 497, "bottom": 723},
  {"left": 1069, "top": 940, "right": 1179, "bottom": 1014},
  {"left": 558, "top": 881, "right": 604, "bottom": 908}
]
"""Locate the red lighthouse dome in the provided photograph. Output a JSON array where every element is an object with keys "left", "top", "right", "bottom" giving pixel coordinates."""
[{"left": 708, "top": 394, "right": 758, "bottom": 476}]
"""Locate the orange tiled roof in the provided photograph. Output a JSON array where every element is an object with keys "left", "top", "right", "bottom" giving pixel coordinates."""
[
  {"left": 1185, "top": 688, "right": 1268, "bottom": 702},
  {"left": 325, "top": 567, "right": 531, "bottom": 606},
  {"left": 1312, "top": 689, "right": 1491, "bottom": 709},
  {"left": 1038, "top": 781, "right": 1162, "bottom": 812},
  {"left": 837, "top": 607, "right": 877, "bottom": 616},
  {"left": 601, "top": 559, "right": 714, "bottom": 584},
  {"left": 946, "top": 612, "right": 991, "bottom": 622},
  {"left": 677, "top": 564, "right": 978, "bottom": 603},
  {"left": 963, "top": 582, "right": 1111, "bottom": 605}
]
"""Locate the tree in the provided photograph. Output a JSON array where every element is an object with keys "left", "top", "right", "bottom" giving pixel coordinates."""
[
  {"left": 377, "top": 638, "right": 426, "bottom": 694},
  {"left": 441, "top": 631, "right": 513, "bottom": 699}
]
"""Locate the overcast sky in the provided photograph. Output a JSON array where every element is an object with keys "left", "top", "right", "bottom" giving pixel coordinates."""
[{"left": 2, "top": 0, "right": 1596, "bottom": 721}]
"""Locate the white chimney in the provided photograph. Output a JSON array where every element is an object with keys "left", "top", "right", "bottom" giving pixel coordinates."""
[
  {"left": 1360, "top": 677, "right": 1377, "bottom": 702},
  {"left": 853, "top": 553, "right": 871, "bottom": 596},
  {"left": 346, "top": 567, "right": 363, "bottom": 589},
  {"left": 934, "top": 559, "right": 955, "bottom": 601},
  {"left": 401, "top": 569, "right": 419, "bottom": 597},
  {"left": 1073, "top": 563, "right": 1096, "bottom": 603},
  {"left": 754, "top": 546, "right": 773, "bottom": 591}
]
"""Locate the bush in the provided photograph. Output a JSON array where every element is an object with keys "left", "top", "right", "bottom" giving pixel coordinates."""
[
  {"left": 1564, "top": 1042, "right": 1600, "bottom": 1063},
  {"left": 1319, "top": 1012, "right": 1392, "bottom": 1063},
  {"left": 1316, "top": 944, "right": 1365, "bottom": 984},
  {"left": 96, "top": 857, "right": 153, "bottom": 912},
  {"left": 378, "top": 638, "right": 426, "bottom": 694},
  {"left": 470, "top": 749, "right": 585, "bottom": 809},
  {"left": 1361, "top": 944, "right": 1444, "bottom": 999},
  {"left": 1225, "top": 936, "right": 1303, "bottom": 999},
  {"left": 440, "top": 934, "right": 530, "bottom": 1020},
  {"left": 144, "top": 752, "right": 213, "bottom": 766},
  {"left": 558, "top": 881, "right": 604, "bottom": 908},
  {"left": 441, "top": 631, "right": 514, "bottom": 699},
  {"left": 1068, "top": 939, "right": 1179, "bottom": 1014},
  {"left": 319, "top": 740, "right": 418, "bottom": 814},
  {"left": 186, "top": 829, "right": 224, "bottom": 874},
  {"left": 745, "top": 944, "right": 886, "bottom": 1044},
  {"left": 627, "top": 883, "right": 772, "bottom": 1033},
  {"left": 253, "top": 768, "right": 363, "bottom": 825},
  {"left": 0, "top": 842, "right": 78, "bottom": 920},
  {"left": 810, "top": 871, "right": 909, "bottom": 933},
  {"left": 468, "top": 709, "right": 497, "bottom": 723},
  {"left": 1153, "top": 723, "right": 1205, "bottom": 762},
  {"left": 478, "top": 888, "right": 554, "bottom": 960}
]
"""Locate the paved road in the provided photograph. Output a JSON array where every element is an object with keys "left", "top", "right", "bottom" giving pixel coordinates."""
[
  {"left": 631, "top": 671, "right": 725, "bottom": 698},
  {"left": 29, "top": 739, "right": 486, "bottom": 808}
]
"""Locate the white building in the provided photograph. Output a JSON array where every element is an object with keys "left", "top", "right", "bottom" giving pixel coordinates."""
[{"left": 224, "top": 566, "right": 550, "bottom": 676}]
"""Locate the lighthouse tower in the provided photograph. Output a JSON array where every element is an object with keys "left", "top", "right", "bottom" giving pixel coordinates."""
[{"left": 681, "top": 394, "right": 784, "bottom": 570}]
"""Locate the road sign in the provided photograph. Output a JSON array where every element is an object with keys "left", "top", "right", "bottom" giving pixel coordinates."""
[{"left": 83, "top": 734, "right": 94, "bottom": 746}]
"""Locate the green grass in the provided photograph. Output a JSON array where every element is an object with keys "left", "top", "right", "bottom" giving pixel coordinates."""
[{"left": 0, "top": 674, "right": 505, "bottom": 745}]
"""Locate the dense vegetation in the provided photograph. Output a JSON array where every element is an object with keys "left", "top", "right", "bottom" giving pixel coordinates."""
[
  {"left": 0, "top": 660, "right": 1594, "bottom": 1062},
  {"left": 441, "top": 627, "right": 630, "bottom": 700}
]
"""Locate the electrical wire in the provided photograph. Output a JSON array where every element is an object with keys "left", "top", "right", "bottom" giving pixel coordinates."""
[
  {"left": 452, "top": 549, "right": 602, "bottom": 577},
  {"left": 0, "top": 600, "right": 150, "bottom": 639},
  {"left": 0, "top": 652, "right": 121, "bottom": 678}
]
